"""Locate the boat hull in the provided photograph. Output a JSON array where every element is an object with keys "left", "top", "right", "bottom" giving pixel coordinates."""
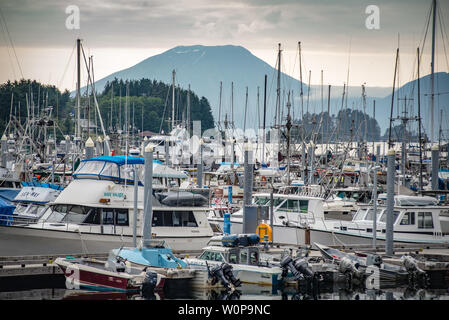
[
  {"left": 56, "top": 258, "right": 165, "bottom": 292},
  {"left": 213, "top": 220, "right": 449, "bottom": 247},
  {"left": 0, "top": 225, "right": 211, "bottom": 256}
]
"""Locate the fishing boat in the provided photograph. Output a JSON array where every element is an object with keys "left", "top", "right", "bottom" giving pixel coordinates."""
[
  {"left": 8, "top": 182, "right": 63, "bottom": 224},
  {"left": 208, "top": 192, "right": 449, "bottom": 247},
  {"left": 185, "top": 234, "right": 287, "bottom": 287},
  {"left": 0, "top": 155, "right": 214, "bottom": 256},
  {"left": 55, "top": 255, "right": 165, "bottom": 292},
  {"left": 107, "top": 240, "right": 196, "bottom": 283},
  {"left": 314, "top": 242, "right": 409, "bottom": 282}
]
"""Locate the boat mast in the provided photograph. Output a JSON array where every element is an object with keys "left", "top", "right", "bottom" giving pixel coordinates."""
[
  {"left": 417, "top": 47, "right": 423, "bottom": 191},
  {"left": 187, "top": 84, "right": 191, "bottom": 137},
  {"left": 262, "top": 75, "right": 267, "bottom": 165},
  {"left": 430, "top": 0, "right": 436, "bottom": 143},
  {"left": 76, "top": 38, "right": 81, "bottom": 144},
  {"left": 286, "top": 91, "right": 292, "bottom": 185},
  {"left": 172, "top": 69, "right": 176, "bottom": 131},
  {"left": 388, "top": 48, "right": 399, "bottom": 149},
  {"left": 276, "top": 43, "right": 281, "bottom": 130},
  {"left": 218, "top": 81, "right": 222, "bottom": 132}
]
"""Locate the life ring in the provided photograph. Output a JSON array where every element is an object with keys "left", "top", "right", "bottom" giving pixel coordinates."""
[{"left": 256, "top": 223, "right": 272, "bottom": 242}]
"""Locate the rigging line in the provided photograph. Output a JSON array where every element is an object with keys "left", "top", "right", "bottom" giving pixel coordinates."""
[
  {"left": 0, "top": 7, "right": 23, "bottom": 79},
  {"left": 158, "top": 85, "right": 171, "bottom": 134},
  {"left": 437, "top": 5, "right": 449, "bottom": 72},
  {"left": 345, "top": 37, "right": 352, "bottom": 111},
  {"left": 58, "top": 43, "right": 76, "bottom": 89},
  {"left": 0, "top": 21, "right": 16, "bottom": 80}
]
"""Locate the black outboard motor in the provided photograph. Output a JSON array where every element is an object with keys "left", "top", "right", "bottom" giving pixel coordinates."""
[
  {"left": 280, "top": 255, "right": 314, "bottom": 281},
  {"left": 208, "top": 263, "right": 241, "bottom": 290},
  {"left": 141, "top": 270, "right": 158, "bottom": 298},
  {"left": 222, "top": 263, "right": 242, "bottom": 287}
]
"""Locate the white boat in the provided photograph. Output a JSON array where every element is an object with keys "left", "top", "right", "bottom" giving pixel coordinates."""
[
  {"left": 10, "top": 182, "right": 63, "bottom": 223},
  {"left": 185, "top": 234, "right": 287, "bottom": 288},
  {"left": 208, "top": 193, "right": 449, "bottom": 247},
  {"left": 0, "top": 155, "right": 214, "bottom": 256}
]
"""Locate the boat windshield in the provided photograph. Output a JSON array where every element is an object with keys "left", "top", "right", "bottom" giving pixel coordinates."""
[
  {"left": 353, "top": 209, "right": 367, "bottom": 221},
  {"left": 379, "top": 210, "right": 401, "bottom": 223},
  {"left": 364, "top": 208, "right": 383, "bottom": 221},
  {"left": 73, "top": 160, "right": 144, "bottom": 184},
  {"left": 254, "top": 197, "right": 270, "bottom": 205},
  {"left": 278, "top": 199, "right": 308, "bottom": 213},
  {"left": 14, "top": 203, "right": 28, "bottom": 215}
]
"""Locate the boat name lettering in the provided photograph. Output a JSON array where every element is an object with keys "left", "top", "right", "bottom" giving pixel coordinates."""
[{"left": 103, "top": 192, "right": 124, "bottom": 198}]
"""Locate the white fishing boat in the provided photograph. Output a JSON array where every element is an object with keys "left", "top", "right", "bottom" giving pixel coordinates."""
[
  {"left": 185, "top": 234, "right": 287, "bottom": 288},
  {"left": 0, "top": 155, "right": 214, "bottom": 256},
  {"left": 9, "top": 182, "right": 63, "bottom": 223},
  {"left": 208, "top": 193, "right": 449, "bottom": 247}
]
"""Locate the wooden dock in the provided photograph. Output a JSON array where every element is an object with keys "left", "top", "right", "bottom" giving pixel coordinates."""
[{"left": 0, "top": 253, "right": 109, "bottom": 277}]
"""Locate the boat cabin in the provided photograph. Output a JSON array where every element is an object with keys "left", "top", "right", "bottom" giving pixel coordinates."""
[
  {"left": 350, "top": 196, "right": 449, "bottom": 236},
  {"left": 197, "top": 245, "right": 261, "bottom": 266}
]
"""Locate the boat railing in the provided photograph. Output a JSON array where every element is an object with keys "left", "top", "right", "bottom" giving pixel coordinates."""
[
  {"left": 298, "top": 210, "right": 316, "bottom": 227},
  {"left": 31, "top": 218, "right": 133, "bottom": 236},
  {"left": 0, "top": 213, "right": 13, "bottom": 226}
]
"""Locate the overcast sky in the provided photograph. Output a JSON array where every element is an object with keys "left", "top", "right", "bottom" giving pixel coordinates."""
[{"left": 0, "top": 0, "right": 448, "bottom": 92}]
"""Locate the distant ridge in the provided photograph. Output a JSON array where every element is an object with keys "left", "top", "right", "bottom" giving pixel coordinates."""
[
  {"left": 85, "top": 45, "right": 449, "bottom": 134},
  {"left": 85, "top": 44, "right": 306, "bottom": 130}
]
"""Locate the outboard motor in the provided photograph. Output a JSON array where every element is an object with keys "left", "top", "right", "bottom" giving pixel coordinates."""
[
  {"left": 366, "top": 254, "right": 383, "bottom": 267},
  {"left": 338, "top": 257, "right": 364, "bottom": 280},
  {"left": 280, "top": 255, "right": 314, "bottom": 281},
  {"left": 111, "top": 256, "right": 127, "bottom": 273},
  {"left": 222, "top": 263, "right": 242, "bottom": 287},
  {"left": 141, "top": 270, "right": 159, "bottom": 298},
  {"left": 208, "top": 263, "right": 241, "bottom": 290},
  {"left": 401, "top": 255, "right": 429, "bottom": 287}
]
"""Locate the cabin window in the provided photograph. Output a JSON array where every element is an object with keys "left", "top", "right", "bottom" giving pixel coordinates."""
[
  {"left": 84, "top": 208, "right": 101, "bottom": 224},
  {"left": 199, "top": 251, "right": 212, "bottom": 260},
  {"left": 400, "top": 212, "right": 415, "bottom": 225},
  {"left": 116, "top": 209, "right": 129, "bottom": 226},
  {"left": 102, "top": 208, "right": 115, "bottom": 225},
  {"left": 100, "top": 162, "right": 119, "bottom": 178},
  {"left": 152, "top": 211, "right": 197, "bottom": 227},
  {"left": 278, "top": 199, "right": 308, "bottom": 213},
  {"left": 212, "top": 252, "right": 224, "bottom": 262},
  {"left": 75, "top": 161, "right": 105, "bottom": 176},
  {"left": 62, "top": 205, "right": 88, "bottom": 224},
  {"left": 240, "top": 250, "right": 248, "bottom": 264},
  {"left": 353, "top": 209, "right": 367, "bottom": 221},
  {"left": 250, "top": 251, "right": 258, "bottom": 265},
  {"left": 119, "top": 164, "right": 134, "bottom": 181},
  {"left": 418, "top": 212, "right": 433, "bottom": 229},
  {"left": 254, "top": 197, "right": 270, "bottom": 205},
  {"left": 365, "top": 209, "right": 382, "bottom": 221},
  {"left": 14, "top": 204, "right": 28, "bottom": 215},
  {"left": 46, "top": 204, "right": 69, "bottom": 222},
  {"left": 272, "top": 198, "right": 283, "bottom": 207},
  {"left": 173, "top": 211, "right": 198, "bottom": 227},
  {"left": 380, "top": 210, "right": 400, "bottom": 224},
  {"left": 152, "top": 211, "right": 166, "bottom": 227},
  {"left": 229, "top": 252, "right": 238, "bottom": 264}
]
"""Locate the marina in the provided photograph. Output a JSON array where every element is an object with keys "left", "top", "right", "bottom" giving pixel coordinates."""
[{"left": 0, "top": 0, "right": 449, "bottom": 306}]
